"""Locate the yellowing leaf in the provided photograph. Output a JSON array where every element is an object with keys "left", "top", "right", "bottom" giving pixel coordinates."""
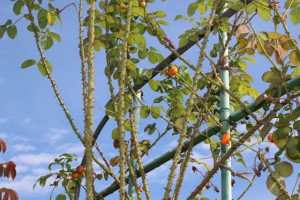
[
  {"left": 290, "top": 50, "right": 300, "bottom": 66},
  {"left": 267, "top": 32, "right": 281, "bottom": 39}
]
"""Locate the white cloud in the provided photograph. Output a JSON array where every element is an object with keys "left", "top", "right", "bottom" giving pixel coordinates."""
[
  {"left": 0, "top": 132, "right": 8, "bottom": 139},
  {"left": 0, "top": 117, "right": 8, "bottom": 124},
  {"left": 0, "top": 175, "right": 55, "bottom": 197},
  {"left": 44, "top": 128, "right": 70, "bottom": 144},
  {"left": 20, "top": 118, "right": 32, "bottom": 125},
  {"left": 12, "top": 144, "right": 36, "bottom": 152},
  {"left": 56, "top": 143, "right": 84, "bottom": 154},
  {"left": 31, "top": 167, "right": 51, "bottom": 176},
  {"left": 11, "top": 153, "right": 57, "bottom": 166},
  {"left": 0, "top": 132, "right": 27, "bottom": 142},
  {"left": 147, "top": 161, "right": 172, "bottom": 185},
  {"left": 16, "top": 165, "right": 29, "bottom": 173}
]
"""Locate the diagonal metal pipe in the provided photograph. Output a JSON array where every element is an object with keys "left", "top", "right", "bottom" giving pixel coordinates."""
[{"left": 98, "top": 75, "right": 300, "bottom": 198}]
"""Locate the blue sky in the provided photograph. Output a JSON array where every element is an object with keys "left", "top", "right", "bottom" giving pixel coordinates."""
[{"left": 0, "top": 0, "right": 299, "bottom": 200}]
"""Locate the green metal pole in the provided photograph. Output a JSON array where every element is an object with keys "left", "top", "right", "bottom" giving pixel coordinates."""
[
  {"left": 128, "top": 69, "right": 142, "bottom": 199},
  {"left": 219, "top": 29, "right": 232, "bottom": 200}
]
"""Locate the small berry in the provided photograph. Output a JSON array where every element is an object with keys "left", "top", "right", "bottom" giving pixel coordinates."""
[
  {"left": 267, "top": 134, "right": 273, "bottom": 143},
  {"left": 138, "top": 186, "right": 143, "bottom": 192},
  {"left": 71, "top": 172, "right": 79, "bottom": 179},
  {"left": 167, "top": 65, "right": 178, "bottom": 77},
  {"left": 221, "top": 133, "right": 230, "bottom": 145},
  {"left": 76, "top": 166, "right": 85, "bottom": 174},
  {"left": 139, "top": 1, "right": 146, "bottom": 8}
]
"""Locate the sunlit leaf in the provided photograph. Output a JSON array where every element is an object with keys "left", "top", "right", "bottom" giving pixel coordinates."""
[
  {"left": 262, "top": 71, "right": 281, "bottom": 83},
  {"left": 274, "top": 161, "right": 293, "bottom": 178},
  {"left": 49, "top": 32, "right": 61, "bottom": 42},
  {"left": 266, "top": 172, "right": 286, "bottom": 196},
  {"left": 56, "top": 194, "right": 67, "bottom": 200},
  {"left": 289, "top": 50, "right": 300, "bottom": 66},
  {"left": 290, "top": 7, "right": 300, "bottom": 25},
  {"left": 21, "top": 59, "right": 36, "bottom": 68},
  {"left": 140, "top": 106, "right": 150, "bottom": 119}
]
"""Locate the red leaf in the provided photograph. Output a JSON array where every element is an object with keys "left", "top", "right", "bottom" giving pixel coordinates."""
[
  {"left": 0, "top": 164, "right": 4, "bottom": 177},
  {"left": 4, "top": 162, "right": 16, "bottom": 180},
  {"left": 3, "top": 190, "right": 9, "bottom": 200},
  {"left": 0, "top": 139, "right": 6, "bottom": 153},
  {"left": 6, "top": 189, "right": 19, "bottom": 200},
  {"left": 0, "top": 188, "right": 19, "bottom": 200}
]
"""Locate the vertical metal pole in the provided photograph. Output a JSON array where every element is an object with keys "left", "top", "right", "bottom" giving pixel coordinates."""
[
  {"left": 220, "top": 27, "right": 232, "bottom": 200},
  {"left": 128, "top": 69, "right": 142, "bottom": 200}
]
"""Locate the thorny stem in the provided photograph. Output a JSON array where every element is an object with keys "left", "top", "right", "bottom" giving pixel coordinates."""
[
  {"left": 125, "top": 145, "right": 142, "bottom": 200},
  {"left": 129, "top": 110, "right": 151, "bottom": 200},
  {"left": 118, "top": 1, "right": 133, "bottom": 199},
  {"left": 93, "top": 154, "right": 131, "bottom": 200},
  {"left": 25, "top": 5, "right": 84, "bottom": 144},
  {"left": 261, "top": 154, "right": 291, "bottom": 199},
  {"left": 104, "top": 0, "right": 118, "bottom": 116},
  {"left": 78, "top": 0, "right": 87, "bottom": 132},
  {"left": 85, "top": 0, "right": 96, "bottom": 198},
  {"left": 173, "top": 86, "right": 213, "bottom": 199},
  {"left": 163, "top": 1, "right": 220, "bottom": 199}
]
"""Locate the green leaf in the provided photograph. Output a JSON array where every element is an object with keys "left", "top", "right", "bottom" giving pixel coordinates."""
[
  {"left": 56, "top": 194, "right": 66, "bottom": 200},
  {"left": 134, "top": 33, "right": 146, "bottom": 49},
  {"left": 274, "top": 161, "right": 293, "bottom": 178},
  {"left": 140, "top": 106, "right": 150, "bottom": 119},
  {"left": 290, "top": 7, "right": 300, "bottom": 25},
  {"left": 172, "top": 105, "right": 186, "bottom": 118},
  {"left": 13, "top": 0, "right": 25, "bottom": 15},
  {"left": 157, "top": 19, "right": 169, "bottom": 26},
  {"left": 197, "top": 4, "right": 207, "bottom": 14},
  {"left": 149, "top": 80, "right": 159, "bottom": 91},
  {"left": 293, "top": 120, "right": 300, "bottom": 130},
  {"left": 286, "top": 137, "right": 300, "bottom": 160},
  {"left": 262, "top": 71, "right": 281, "bottom": 83},
  {"left": 7, "top": 25, "right": 17, "bottom": 39},
  {"left": 21, "top": 59, "right": 36, "bottom": 68},
  {"left": 257, "top": 4, "right": 271, "bottom": 21},
  {"left": 37, "top": 8, "right": 48, "bottom": 29},
  {"left": 187, "top": 2, "right": 197, "bottom": 17},
  {"left": 109, "top": 156, "right": 120, "bottom": 167},
  {"left": 240, "top": 74, "right": 253, "bottom": 82},
  {"left": 175, "top": 117, "right": 184, "bottom": 131},
  {"left": 138, "top": 50, "right": 148, "bottom": 59},
  {"left": 111, "top": 128, "right": 119, "bottom": 140},
  {"left": 49, "top": 32, "right": 61, "bottom": 42},
  {"left": 266, "top": 172, "right": 286, "bottom": 196},
  {"left": 148, "top": 51, "right": 157, "bottom": 64},
  {"left": 0, "top": 26, "right": 6, "bottom": 39},
  {"left": 179, "top": 37, "right": 188, "bottom": 48},
  {"left": 44, "top": 36, "right": 54, "bottom": 50},
  {"left": 37, "top": 60, "right": 53, "bottom": 76},
  {"left": 154, "top": 11, "right": 166, "bottom": 18},
  {"left": 174, "top": 14, "right": 184, "bottom": 21},
  {"left": 151, "top": 106, "right": 160, "bottom": 119},
  {"left": 290, "top": 50, "right": 300, "bottom": 66},
  {"left": 144, "top": 123, "right": 156, "bottom": 135}
]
